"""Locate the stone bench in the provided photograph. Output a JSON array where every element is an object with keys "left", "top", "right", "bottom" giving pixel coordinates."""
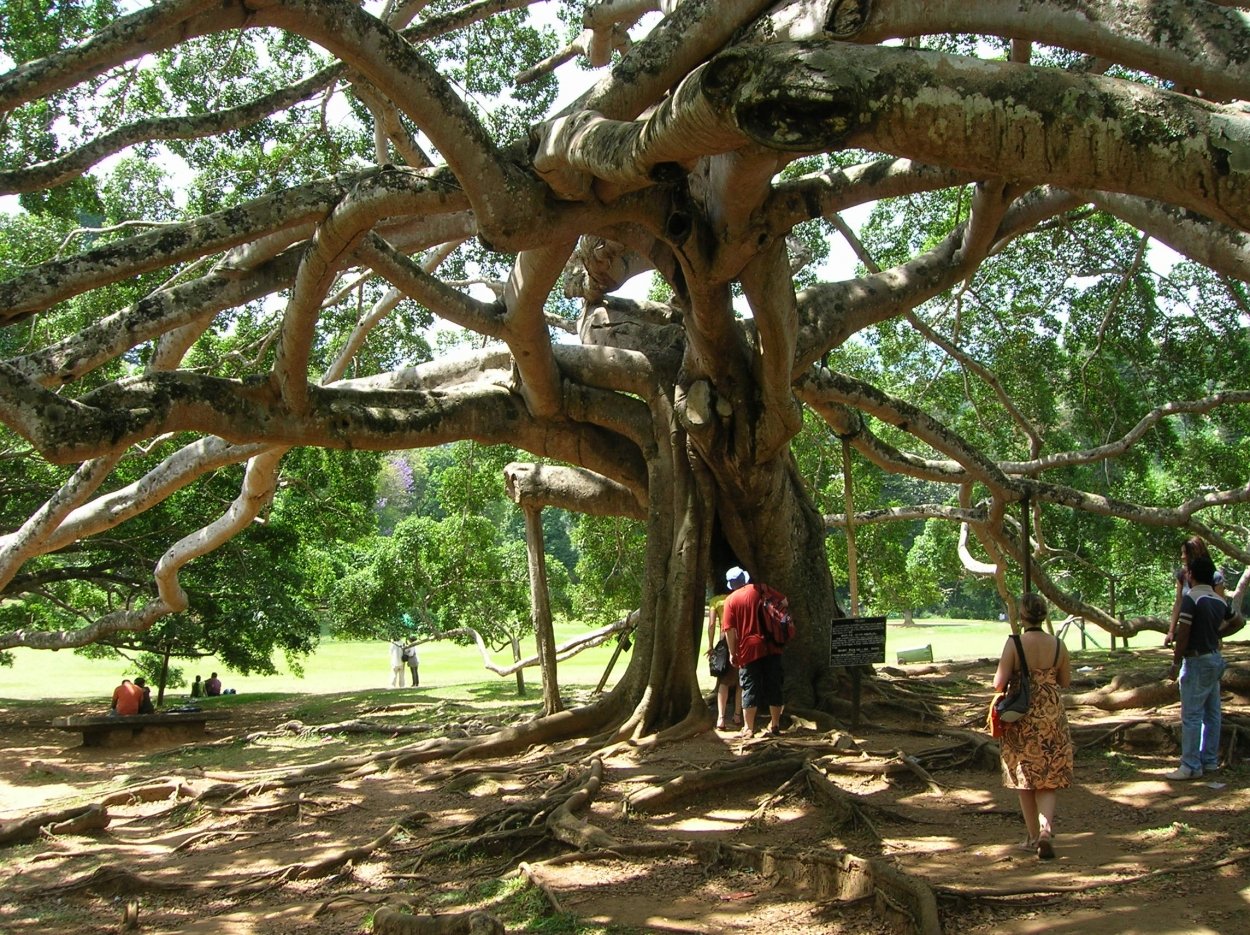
[
  {"left": 895, "top": 644, "right": 934, "bottom": 665},
  {"left": 53, "top": 711, "right": 228, "bottom": 748}
]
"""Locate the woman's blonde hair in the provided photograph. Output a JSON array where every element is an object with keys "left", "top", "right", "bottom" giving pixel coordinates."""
[{"left": 1019, "top": 592, "right": 1048, "bottom": 625}]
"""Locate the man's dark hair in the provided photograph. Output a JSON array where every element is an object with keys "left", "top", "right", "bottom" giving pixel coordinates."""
[{"left": 1189, "top": 554, "right": 1217, "bottom": 585}]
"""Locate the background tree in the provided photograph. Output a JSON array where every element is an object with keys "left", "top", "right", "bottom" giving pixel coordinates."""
[{"left": 1, "top": 1, "right": 1248, "bottom": 745}]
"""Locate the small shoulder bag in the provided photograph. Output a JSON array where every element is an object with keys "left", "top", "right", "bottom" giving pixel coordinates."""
[{"left": 995, "top": 634, "right": 1032, "bottom": 723}]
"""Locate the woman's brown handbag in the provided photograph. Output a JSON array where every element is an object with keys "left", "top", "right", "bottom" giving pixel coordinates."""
[{"left": 994, "top": 634, "right": 1031, "bottom": 723}]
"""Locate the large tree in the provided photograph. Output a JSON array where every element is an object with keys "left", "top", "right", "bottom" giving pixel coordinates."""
[{"left": 1, "top": 0, "right": 1248, "bottom": 740}]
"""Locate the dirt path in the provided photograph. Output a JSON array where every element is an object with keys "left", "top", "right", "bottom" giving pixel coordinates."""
[{"left": 2, "top": 653, "right": 1249, "bottom": 934}]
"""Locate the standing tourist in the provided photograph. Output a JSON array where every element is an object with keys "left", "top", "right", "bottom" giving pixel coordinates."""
[
  {"left": 404, "top": 642, "right": 420, "bottom": 688},
  {"left": 1167, "top": 554, "right": 1242, "bottom": 779},
  {"left": 721, "top": 566, "right": 785, "bottom": 739},
  {"left": 994, "top": 593, "right": 1073, "bottom": 859},
  {"left": 706, "top": 582, "right": 742, "bottom": 730},
  {"left": 389, "top": 639, "right": 406, "bottom": 688},
  {"left": 1166, "top": 536, "right": 1224, "bottom": 645}
]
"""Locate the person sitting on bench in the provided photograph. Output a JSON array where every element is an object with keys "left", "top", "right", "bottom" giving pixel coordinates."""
[
  {"left": 134, "top": 677, "right": 156, "bottom": 714},
  {"left": 110, "top": 678, "right": 144, "bottom": 717}
]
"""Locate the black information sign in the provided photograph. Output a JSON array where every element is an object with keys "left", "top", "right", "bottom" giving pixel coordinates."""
[{"left": 829, "top": 615, "right": 887, "bottom": 666}]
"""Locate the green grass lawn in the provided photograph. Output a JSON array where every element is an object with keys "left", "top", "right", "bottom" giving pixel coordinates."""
[{"left": 1, "top": 615, "right": 1098, "bottom": 705}]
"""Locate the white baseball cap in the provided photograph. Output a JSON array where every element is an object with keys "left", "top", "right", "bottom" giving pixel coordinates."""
[{"left": 726, "top": 566, "right": 750, "bottom": 587}]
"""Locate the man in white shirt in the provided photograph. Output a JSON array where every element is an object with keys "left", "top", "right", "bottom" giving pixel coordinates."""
[{"left": 389, "top": 639, "right": 406, "bottom": 688}]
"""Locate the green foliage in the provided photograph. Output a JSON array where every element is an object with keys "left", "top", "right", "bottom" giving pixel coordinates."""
[{"left": 568, "top": 514, "right": 645, "bottom": 627}]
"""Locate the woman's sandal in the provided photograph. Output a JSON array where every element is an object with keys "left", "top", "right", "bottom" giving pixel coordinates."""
[
  {"left": 715, "top": 720, "right": 729, "bottom": 730},
  {"left": 1036, "top": 836, "right": 1055, "bottom": 860}
]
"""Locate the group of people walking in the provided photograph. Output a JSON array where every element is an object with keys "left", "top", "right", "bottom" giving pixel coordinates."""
[
  {"left": 992, "top": 534, "right": 1242, "bottom": 860},
  {"left": 713, "top": 534, "right": 1243, "bottom": 863}
]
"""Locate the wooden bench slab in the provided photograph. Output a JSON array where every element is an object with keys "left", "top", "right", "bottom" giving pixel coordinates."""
[{"left": 53, "top": 711, "right": 229, "bottom": 748}]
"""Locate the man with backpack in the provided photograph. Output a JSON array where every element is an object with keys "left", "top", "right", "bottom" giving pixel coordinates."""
[{"left": 721, "top": 566, "right": 790, "bottom": 739}]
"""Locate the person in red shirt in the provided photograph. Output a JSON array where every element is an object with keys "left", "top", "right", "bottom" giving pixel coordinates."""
[
  {"left": 721, "top": 566, "right": 786, "bottom": 739},
  {"left": 110, "top": 679, "right": 144, "bottom": 716}
]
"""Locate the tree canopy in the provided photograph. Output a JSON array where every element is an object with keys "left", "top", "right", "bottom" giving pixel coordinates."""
[{"left": 2, "top": 0, "right": 1249, "bottom": 737}]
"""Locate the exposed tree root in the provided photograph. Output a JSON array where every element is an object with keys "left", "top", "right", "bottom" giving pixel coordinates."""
[
  {"left": 0, "top": 803, "right": 110, "bottom": 847},
  {"left": 936, "top": 847, "right": 1250, "bottom": 899},
  {"left": 518, "top": 860, "right": 567, "bottom": 914},
  {"left": 372, "top": 905, "right": 506, "bottom": 935},
  {"left": 622, "top": 752, "right": 808, "bottom": 814},
  {"left": 170, "top": 829, "right": 258, "bottom": 852},
  {"left": 545, "top": 757, "right": 615, "bottom": 849},
  {"left": 101, "top": 777, "right": 198, "bottom": 807},
  {"left": 44, "top": 865, "right": 205, "bottom": 896},
  {"left": 245, "top": 718, "right": 436, "bottom": 741},
  {"left": 803, "top": 764, "right": 883, "bottom": 840},
  {"left": 223, "top": 811, "right": 428, "bottom": 895},
  {"left": 43, "top": 804, "right": 111, "bottom": 838},
  {"left": 784, "top": 705, "right": 844, "bottom": 733},
  {"left": 523, "top": 841, "right": 942, "bottom": 935},
  {"left": 400, "top": 759, "right": 611, "bottom": 869},
  {"left": 907, "top": 730, "right": 1001, "bottom": 772},
  {"left": 737, "top": 844, "right": 943, "bottom": 935},
  {"left": 743, "top": 767, "right": 809, "bottom": 827},
  {"left": 1070, "top": 678, "right": 1177, "bottom": 711}
]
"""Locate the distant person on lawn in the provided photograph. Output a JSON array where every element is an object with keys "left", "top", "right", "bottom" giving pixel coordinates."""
[
  {"left": 110, "top": 678, "right": 144, "bottom": 717},
  {"left": 404, "top": 642, "right": 420, "bottom": 688},
  {"left": 190, "top": 674, "right": 203, "bottom": 698},
  {"left": 389, "top": 639, "right": 406, "bottom": 688},
  {"left": 204, "top": 672, "right": 222, "bottom": 696}
]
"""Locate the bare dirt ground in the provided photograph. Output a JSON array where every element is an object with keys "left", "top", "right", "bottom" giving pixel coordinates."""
[{"left": 3, "top": 647, "right": 1250, "bottom": 935}]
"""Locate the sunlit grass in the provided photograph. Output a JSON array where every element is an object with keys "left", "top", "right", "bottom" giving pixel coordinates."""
[{"left": 3, "top": 614, "right": 1130, "bottom": 707}]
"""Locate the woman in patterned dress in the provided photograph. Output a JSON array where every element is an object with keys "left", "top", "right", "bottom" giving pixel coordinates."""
[{"left": 994, "top": 592, "right": 1074, "bottom": 859}]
